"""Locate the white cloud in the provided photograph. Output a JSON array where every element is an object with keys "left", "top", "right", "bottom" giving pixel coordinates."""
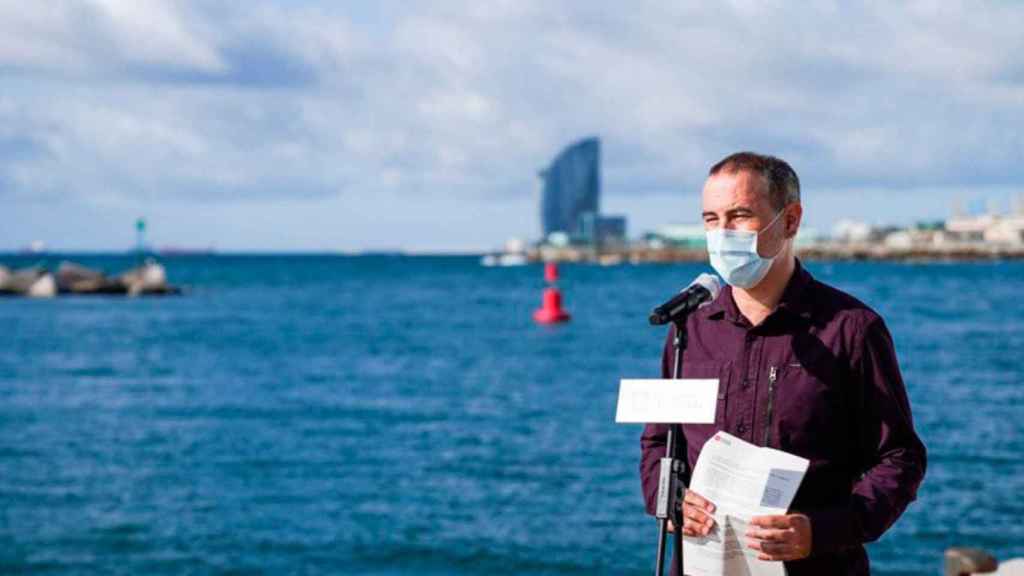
[
  {"left": 0, "top": 0, "right": 223, "bottom": 74},
  {"left": 91, "top": 0, "right": 225, "bottom": 72},
  {"left": 2, "top": 0, "right": 1023, "bottom": 250}
]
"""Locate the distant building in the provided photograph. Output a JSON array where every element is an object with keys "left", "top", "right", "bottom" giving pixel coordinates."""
[
  {"left": 646, "top": 223, "right": 706, "bottom": 249},
  {"left": 946, "top": 213, "right": 1024, "bottom": 245},
  {"left": 504, "top": 237, "right": 527, "bottom": 253},
  {"left": 795, "top": 227, "right": 824, "bottom": 247},
  {"left": 578, "top": 212, "right": 627, "bottom": 246},
  {"left": 883, "top": 229, "right": 936, "bottom": 249},
  {"left": 832, "top": 219, "right": 874, "bottom": 243},
  {"left": 538, "top": 137, "right": 627, "bottom": 245}
]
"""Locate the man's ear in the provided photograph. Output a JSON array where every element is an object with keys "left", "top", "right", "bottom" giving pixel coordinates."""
[{"left": 785, "top": 204, "right": 803, "bottom": 239}]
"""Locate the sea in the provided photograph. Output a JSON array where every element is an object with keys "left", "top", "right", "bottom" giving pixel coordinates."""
[{"left": 1, "top": 254, "right": 1022, "bottom": 575}]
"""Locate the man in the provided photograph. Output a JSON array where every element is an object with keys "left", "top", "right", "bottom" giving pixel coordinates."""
[{"left": 640, "top": 152, "right": 926, "bottom": 575}]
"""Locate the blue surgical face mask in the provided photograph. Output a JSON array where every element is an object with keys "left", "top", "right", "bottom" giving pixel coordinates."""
[{"left": 706, "top": 209, "right": 786, "bottom": 289}]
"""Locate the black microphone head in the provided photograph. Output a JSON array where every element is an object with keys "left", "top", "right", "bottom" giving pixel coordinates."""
[
  {"left": 689, "top": 273, "right": 722, "bottom": 302},
  {"left": 648, "top": 273, "right": 722, "bottom": 326}
]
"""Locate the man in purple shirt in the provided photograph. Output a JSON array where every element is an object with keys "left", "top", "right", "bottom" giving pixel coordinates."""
[{"left": 640, "top": 152, "right": 926, "bottom": 575}]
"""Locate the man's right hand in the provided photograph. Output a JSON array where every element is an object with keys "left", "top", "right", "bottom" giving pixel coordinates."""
[{"left": 667, "top": 490, "right": 717, "bottom": 537}]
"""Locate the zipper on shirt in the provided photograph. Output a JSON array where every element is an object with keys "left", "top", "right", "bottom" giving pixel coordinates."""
[{"left": 763, "top": 365, "right": 778, "bottom": 446}]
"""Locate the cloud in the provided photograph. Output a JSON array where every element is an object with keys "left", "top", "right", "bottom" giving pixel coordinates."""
[
  {"left": 0, "top": 0, "right": 224, "bottom": 75},
  {"left": 2, "top": 0, "right": 1023, "bottom": 249}
]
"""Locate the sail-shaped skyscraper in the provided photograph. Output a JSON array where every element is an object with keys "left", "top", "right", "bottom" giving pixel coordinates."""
[
  {"left": 540, "top": 137, "right": 600, "bottom": 238},
  {"left": 539, "top": 137, "right": 625, "bottom": 245}
]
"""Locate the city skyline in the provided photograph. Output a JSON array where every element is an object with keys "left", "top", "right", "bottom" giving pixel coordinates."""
[{"left": 3, "top": 2, "right": 1024, "bottom": 252}]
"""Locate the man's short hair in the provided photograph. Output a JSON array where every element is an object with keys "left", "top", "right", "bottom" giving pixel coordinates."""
[{"left": 709, "top": 152, "right": 800, "bottom": 210}]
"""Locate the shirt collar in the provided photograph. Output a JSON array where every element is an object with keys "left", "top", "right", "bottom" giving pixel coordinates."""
[
  {"left": 776, "top": 259, "right": 815, "bottom": 320},
  {"left": 702, "top": 258, "right": 815, "bottom": 323}
]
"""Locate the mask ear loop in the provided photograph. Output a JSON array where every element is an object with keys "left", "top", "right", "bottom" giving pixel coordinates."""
[{"left": 757, "top": 207, "right": 789, "bottom": 259}]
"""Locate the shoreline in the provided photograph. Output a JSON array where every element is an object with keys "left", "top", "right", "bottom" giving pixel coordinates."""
[
  {"left": 525, "top": 243, "right": 1024, "bottom": 264},
  {"left": 3, "top": 245, "right": 1024, "bottom": 263}
]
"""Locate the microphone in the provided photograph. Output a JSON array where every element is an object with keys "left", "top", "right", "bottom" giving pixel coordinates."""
[{"left": 649, "top": 273, "right": 722, "bottom": 326}]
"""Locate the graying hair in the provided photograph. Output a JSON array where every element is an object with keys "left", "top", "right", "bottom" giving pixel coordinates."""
[{"left": 709, "top": 151, "right": 800, "bottom": 210}]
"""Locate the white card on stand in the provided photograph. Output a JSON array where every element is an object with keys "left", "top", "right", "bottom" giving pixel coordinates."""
[{"left": 615, "top": 379, "right": 719, "bottom": 424}]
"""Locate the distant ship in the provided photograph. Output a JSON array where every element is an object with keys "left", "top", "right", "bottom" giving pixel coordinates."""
[
  {"left": 480, "top": 253, "right": 528, "bottom": 267},
  {"left": 18, "top": 240, "right": 48, "bottom": 255},
  {"left": 480, "top": 238, "right": 529, "bottom": 267}
]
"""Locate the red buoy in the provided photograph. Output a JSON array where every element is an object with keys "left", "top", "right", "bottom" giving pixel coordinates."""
[
  {"left": 534, "top": 262, "right": 570, "bottom": 324},
  {"left": 544, "top": 261, "right": 559, "bottom": 283},
  {"left": 533, "top": 287, "right": 571, "bottom": 324}
]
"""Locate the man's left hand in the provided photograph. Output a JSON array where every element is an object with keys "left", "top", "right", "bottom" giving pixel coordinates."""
[{"left": 745, "top": 514, "right": 812, "bottom": 562}]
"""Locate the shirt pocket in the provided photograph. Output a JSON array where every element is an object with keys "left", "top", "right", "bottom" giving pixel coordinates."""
[
  {"left": 681, "top": 360, "right": 731, "bottom": 431},
  {"left": 774, "top": 364, "right": 843, "bottom": 457}
]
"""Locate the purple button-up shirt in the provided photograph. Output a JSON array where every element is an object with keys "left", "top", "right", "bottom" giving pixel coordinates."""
[{"left": 640, "top": 261, "right": 926, "bottom": 575}]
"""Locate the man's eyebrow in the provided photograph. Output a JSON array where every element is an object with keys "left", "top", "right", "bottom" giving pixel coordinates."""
[{"left": 703, "top": 206, "right": 756, "bottom": 218}]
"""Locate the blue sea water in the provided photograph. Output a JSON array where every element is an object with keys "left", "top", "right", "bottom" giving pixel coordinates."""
[{"left": 1, "top": 255, "right": 1022, "bottom": 575}]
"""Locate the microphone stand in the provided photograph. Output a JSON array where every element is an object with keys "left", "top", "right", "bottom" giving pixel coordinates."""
[{"left": 654, "top": 321, "right": 688, "bottom": 576}]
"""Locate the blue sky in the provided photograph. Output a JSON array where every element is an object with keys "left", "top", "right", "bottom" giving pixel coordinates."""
[{"left": 2, "top": 1, "right": 1023, "bottom": 252}]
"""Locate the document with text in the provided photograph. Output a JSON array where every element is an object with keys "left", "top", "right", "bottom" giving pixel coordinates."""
[{"left": 683, "top": 431, "right": 809, "bottom": 576}]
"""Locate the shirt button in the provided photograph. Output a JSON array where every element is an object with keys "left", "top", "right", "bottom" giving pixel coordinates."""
[
  {"left": 742, "top": 378, "right": 751, "bottom": 389},
  {"left": 737, "top": 423, "right": 747, "bottom": 434},
  {"left": 745, "top": 334, "right": 755, "bottom": 343}
]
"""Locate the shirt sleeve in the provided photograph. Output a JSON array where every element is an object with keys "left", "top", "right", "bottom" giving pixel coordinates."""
[
  {"left": 806, "top": 317, "right": 928, "bottom": 555},
  {"left": 639, "top": 326, "right": 677, "bottom": 516}
]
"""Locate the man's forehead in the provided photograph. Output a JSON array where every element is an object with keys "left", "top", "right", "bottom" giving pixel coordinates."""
[{"left": 702, "top": 170, "right": 769, "bottom": 209}]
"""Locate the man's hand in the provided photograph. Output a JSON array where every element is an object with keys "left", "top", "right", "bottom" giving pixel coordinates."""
[
  {"left": 745, "top": 514, "right": 812, "bottom": 562},
  {"left": 667, "top": 490, "right": 716, "bottom": 536}
]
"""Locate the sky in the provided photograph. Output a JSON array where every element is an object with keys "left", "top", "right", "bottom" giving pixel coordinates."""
[{"left": 2, "top": 0, "right": 1023, "bottom": 252}]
